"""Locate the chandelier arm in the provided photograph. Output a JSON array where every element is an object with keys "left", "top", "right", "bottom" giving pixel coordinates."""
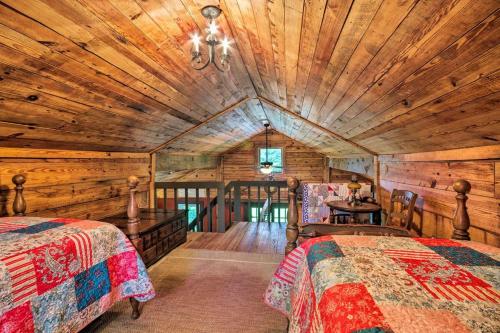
[{"left": 191, "top": 56, "right": 211, "bottom": 71}]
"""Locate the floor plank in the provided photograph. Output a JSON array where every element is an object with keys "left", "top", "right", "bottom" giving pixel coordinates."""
[{"left": 182, "top": 222, "right": 287, "bottom": 255}]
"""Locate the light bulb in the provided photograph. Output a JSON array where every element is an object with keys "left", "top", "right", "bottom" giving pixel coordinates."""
[
  {"left": 191, "top": 33, "right": 201, "bottom": 53},
  {"left": 222, "top": 36, "right": 230, "bottom": 55}
]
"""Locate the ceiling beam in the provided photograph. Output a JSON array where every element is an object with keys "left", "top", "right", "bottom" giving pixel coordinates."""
[
  {"left": 257, "top": 96, "right": 377, "bottom": 156},
  {"left": 149, "top": 96, "right": 251, "bottom": 154}
]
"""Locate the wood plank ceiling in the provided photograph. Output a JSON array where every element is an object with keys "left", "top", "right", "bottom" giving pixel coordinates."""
[{"left": 0, "top": 0, "right": 498, "bottom": 155}]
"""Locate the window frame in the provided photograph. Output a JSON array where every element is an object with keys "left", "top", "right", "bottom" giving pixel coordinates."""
[{"left": 257, "top": 146, "right": 284, "bottom": 174}]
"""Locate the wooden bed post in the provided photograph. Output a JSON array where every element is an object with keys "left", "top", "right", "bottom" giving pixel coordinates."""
[
  {"left": 127, "top": 175, "right": 142, "bottom": 319},
  {"left": 127, "top": 176, "right": 142, "bottom": 251},
  {"left": 12, "top": 174, "right": 27, "bottom": 216},
  {"left": 285, "top": 177, "right": 299, "bottom": 255},
  {"left": 451, "top": 179, "right": 471, "bottom": 241}
]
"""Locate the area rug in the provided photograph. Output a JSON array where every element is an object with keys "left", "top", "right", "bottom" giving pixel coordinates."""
[{"left": 82, "top": 248, "right": 288, "bottom": 333}]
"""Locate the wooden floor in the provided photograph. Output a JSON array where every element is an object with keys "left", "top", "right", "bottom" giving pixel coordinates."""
[{"left": 181, "top": 222, "right": 287, "bottom": 255}]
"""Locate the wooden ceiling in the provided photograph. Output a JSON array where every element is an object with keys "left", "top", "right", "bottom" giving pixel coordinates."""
[{"left": 0, "top": 0, "right": 498, "bottom": 155}]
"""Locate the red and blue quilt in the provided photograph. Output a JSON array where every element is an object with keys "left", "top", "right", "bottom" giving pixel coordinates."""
[
  {"left": 0, "top": 217, "right": 155, "bottom": 332},
  {"left": 265, "top": 235, "right": 499, "bottom": 332}
]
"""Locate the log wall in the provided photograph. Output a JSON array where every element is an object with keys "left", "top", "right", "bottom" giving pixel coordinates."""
[
  {"left": 0, "top": 148, "right": 150, "bottom": 220},
  {"left": 378, "top": 146, "right": 500, "bottom": 247},
  {"left": 222, "top": 130, "right": 329, "bottom": 183}
]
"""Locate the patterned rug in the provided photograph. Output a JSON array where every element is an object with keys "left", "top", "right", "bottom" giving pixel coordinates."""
[{"left": 82, "top": 249, "right": 287, "bottom": 333}]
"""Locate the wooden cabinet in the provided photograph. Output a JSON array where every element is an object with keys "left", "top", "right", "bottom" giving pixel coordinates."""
[{"left": 103, "top": 208, "right": 187, "bottom": 267}]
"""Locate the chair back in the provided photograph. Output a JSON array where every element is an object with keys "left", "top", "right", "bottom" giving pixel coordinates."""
[{"left": 386, "top": 189, "right": 418, "bottom": 229}]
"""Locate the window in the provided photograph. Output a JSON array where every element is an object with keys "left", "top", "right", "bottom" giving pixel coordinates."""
[
  {"left": 177, "top": 203, "right": 200, "bottom": 223},
  {"left": 248, "top": 203, "right": 287, "bottom": 222},
  {"left": 259, "top": 147, "right": 283, "bottom": 173}
]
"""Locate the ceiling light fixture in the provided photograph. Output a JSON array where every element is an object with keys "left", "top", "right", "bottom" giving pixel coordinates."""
[
  {"left": 190, "top": 5, "right": 230, "bottom": 72},
  {"left": 260, "top": 122, "right": 273, "bottom": 175}
]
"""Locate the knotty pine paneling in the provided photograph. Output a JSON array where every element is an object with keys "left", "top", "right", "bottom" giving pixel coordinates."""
[
  {"left": 222, "top": 130, "right": 328, "bottom": 184},
  {"left": 378, "top": 148, "right": 499, "bottom": 247},
  {"left": 0, "top": 148, "right": 150, "bottom": 220}
]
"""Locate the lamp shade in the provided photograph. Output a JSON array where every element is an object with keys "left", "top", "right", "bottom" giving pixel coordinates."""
[{"left": 260, "top": 161, "right": 273, "bottom": 175}]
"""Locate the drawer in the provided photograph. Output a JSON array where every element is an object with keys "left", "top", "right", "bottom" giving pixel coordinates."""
[
  {"left": 143, "top": 233, "right": 152, "bottom": 249},
  {"left": 142, "top": 245, "right": 157, "bottom": 265},
  {"left": 159, "top": 224, "right": 173, "bottom": 238},
  {"left": 172, "top": 228, "right": 186, "bottom": 244},
  {"left": 150, "top": 231, "right": 158, "bottom": 246},
  {"left": 162, "top": 238, "right": 169, "bottom": 252}
]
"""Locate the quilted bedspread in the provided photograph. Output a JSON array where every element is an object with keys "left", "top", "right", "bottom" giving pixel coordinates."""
[
  {"left": 0, "top": 217, "right": 155, "bottom": 332},
  {"left": 264, "top": 235, "right": 500, "bottom": 333}
]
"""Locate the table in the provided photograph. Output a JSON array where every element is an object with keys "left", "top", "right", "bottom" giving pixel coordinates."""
[
  {"left": 326, "top": 200, "right": 381, "bottom": 224},
  {"left": 103, "top": 208, "right": 187, "bottom": 267},
  {"left": 264, "top": 235, "right": 500, "bottom": 333}
]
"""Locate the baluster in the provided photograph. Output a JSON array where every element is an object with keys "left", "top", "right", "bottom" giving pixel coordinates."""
[
  {"left": 12, "top": 174, "right": 27, "bottom": 216},
  {"left": 451, "top": 179, "right": 471, "bottom": 241},
  {"left": 207, "top": 188, "right": 211, "bottom": 232},
  {"left": 257, "top": 186, "right": 261, "bottom": 222},
  {"left": 228, "top": 187, "right": 232, "bottom": 226},
  {"left": 285, "top": 177, "right": 299, "bottom": 255},
  {"left": 277, "top": 186, "right": 281, "bottom": 223},
  {"left": 184, "top": 188, "right": 188, "bottom": 221},
  {"left": 163, "top": 188, "right": 166, "bottom": 210},
  {"left": 174, "top": 187, "right": 178, "bottom": 212},
  {"left": 196, "top": 188, "right": 200, "bottom": 232},
  {"left": 247, "top": 186, "right": 251, "bottom": 222}
]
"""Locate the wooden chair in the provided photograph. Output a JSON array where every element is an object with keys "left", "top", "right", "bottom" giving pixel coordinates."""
[{"left": 385, "top": 189, "right": 418, "bottom": 231}]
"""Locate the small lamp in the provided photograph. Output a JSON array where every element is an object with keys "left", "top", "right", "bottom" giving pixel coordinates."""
[{"left": 347, "top": 175, "right": 362, "bottom": 207}]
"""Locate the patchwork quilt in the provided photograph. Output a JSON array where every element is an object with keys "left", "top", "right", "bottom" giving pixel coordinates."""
[
  {"left": 264, "top": 236, "right": 500, "bottom": 333},
  {"left": 302, "top": 183, "right": 372, "bottom": 223},
  {"left": 0, "top": 217, "right": 155, "bottom": 333}
]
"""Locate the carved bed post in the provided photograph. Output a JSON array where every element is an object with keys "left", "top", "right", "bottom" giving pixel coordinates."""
[
  {"left": 285, "top": 177, "right": 299, "bottom": 255},
  {"left": 127, "top": 176, "right": 142, "bottom": 319},
  {"left": 451, "top": 179, "right": 471, "bottom": 241},
  {"left": 127, "top": 176, "right": 142, "bottom": 251},
  {"left": 12, "top": 174, "right": 27, "bottom": 216}
]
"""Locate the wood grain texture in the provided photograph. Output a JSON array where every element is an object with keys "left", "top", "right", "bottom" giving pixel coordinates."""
[
  {"left": 0, "top": 0, "right": 497, "bottom": 155},
  {"left": 0, "top": 147, "right": 149, "bottom": 219},
  {"left": 222, "top": 130, "right": 329, "bottom": 183},
  {"left": 376, "top": 148, "right": 499, "bottom": 247}
]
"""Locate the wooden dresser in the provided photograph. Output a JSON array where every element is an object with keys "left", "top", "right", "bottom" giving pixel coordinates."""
[{"left": 103, "top": 208, "right": 187, "bottom": 267}]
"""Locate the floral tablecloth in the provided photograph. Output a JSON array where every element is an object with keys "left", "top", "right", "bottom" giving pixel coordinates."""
[
  {"left": 0, "top": 217, "right": 155, "bottom": 332},
  {"left": 265, "top": 235, "right": 499, "bottom": 332}
]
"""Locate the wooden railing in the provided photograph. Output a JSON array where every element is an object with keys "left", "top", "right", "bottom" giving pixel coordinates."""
[{"left": 153, "top": 180, "right": 288, "bottom": 232}]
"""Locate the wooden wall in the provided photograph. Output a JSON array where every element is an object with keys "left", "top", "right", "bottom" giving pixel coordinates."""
[
  {"left": 378, "top": 146, "right": 500, "bottom": 247},
  {"left": 222, "top": 130, "right": 329, "bottom": 183},
  {"left": 0, "top": 148, "right": 150, "bottom": 220}
]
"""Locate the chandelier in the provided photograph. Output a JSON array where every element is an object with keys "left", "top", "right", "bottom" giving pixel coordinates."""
[
  {"left": 190, "top": 5, "right": 231, "bottom": 72},
  {"left": 260, "top": 122, "right": 273, "bottom": 175}
]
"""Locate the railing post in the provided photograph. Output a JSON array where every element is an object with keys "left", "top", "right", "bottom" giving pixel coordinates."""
[
  {"left": 451, "top": 179, "right": 471, "bottom": 241},
  {"left": 217, "top": 183, "right": 225, "bottom": 232},
  {"left": 234, "top": 184, "right": 241, "bottom": 222},
  {"left": 285, "top": 177, "right": 300, "bottom": 255}
]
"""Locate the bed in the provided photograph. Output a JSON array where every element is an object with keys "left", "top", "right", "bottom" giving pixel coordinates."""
[
  {"left": 265, "top": 177, "right": 500, "bottom": 332},
  {"left": 0, "top": 175, "right": 155, "bottom": 332}
]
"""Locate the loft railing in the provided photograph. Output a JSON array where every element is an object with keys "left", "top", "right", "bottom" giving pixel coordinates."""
[{"left": 154, "top": 180, "right": 288, "bottom": 232}]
